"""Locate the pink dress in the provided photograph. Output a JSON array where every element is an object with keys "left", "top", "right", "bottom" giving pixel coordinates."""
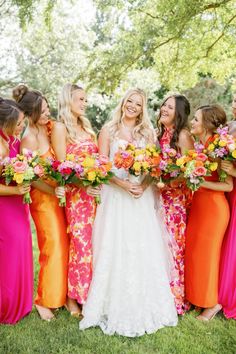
[
  {"left": 0, "top": 131, "right": 33, "bottom": 324},
  {"left": 66, "top": 139, "right": 98, "bottom": 304},
  {"left": 219, "top": 178, "right": 236, "bottom": 318},
  {"left": 159, "top": 128, "right": 192, "bottom": 314}
]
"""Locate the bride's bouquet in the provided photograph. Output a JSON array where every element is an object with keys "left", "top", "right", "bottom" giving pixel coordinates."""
[
  {"left": 1, "top": 148, "right": 44, "bottom": 203},
  {"left": 114, "top": 143, "right": 160, "bottom": 183}
]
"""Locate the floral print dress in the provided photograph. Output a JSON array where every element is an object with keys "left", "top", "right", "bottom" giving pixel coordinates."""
[
  {"left": 159, "top": 128, "right": 192, "bottom": 314},
  {"left": 66, "top": 139, "right": 98, "bottom": 304}
]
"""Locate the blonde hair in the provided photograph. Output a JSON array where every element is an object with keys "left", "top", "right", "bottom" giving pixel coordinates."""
[
  {"left": 105, "top": 88, "right": 153, "bottom": 141},
  {"left": 58, "top": 83, "right": 95, "bottom": 142}
]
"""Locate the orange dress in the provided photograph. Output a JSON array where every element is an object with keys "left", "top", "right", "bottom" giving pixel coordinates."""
[
  {"left": 185, "top": 172, "right": 230, "bottom": 307},
  {"left": 30, "top": 123, "right": 69, "bottom": 308}
]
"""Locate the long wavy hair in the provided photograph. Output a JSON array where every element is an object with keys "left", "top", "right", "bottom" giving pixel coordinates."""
[
  {"left": 58, "top": 83, "right": 95, "bottom": 142},
  {"left": 105, "top": 88, "right": 153, "bottom": 141},
  {"left": 157, "top": 94, "right": 190, "bottom": 149}
]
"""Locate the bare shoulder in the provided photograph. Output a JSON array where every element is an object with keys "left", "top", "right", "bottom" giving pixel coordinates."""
[
  {"left": 99, "top": 125, "right": 110, "bottom": 140},
  {"left": 21, "top": 131, "right": 38, "bottom": 150},
  {"left": 178, "top": 129, "right": 194, "bottom": 150},
  {"left": 179, "top": 129, "right": 193, "bottom": 142},
  {"left": 52, "top": 121, "right": 66, "bottom": 135}
]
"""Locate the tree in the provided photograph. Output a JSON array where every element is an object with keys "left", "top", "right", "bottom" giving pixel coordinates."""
[{"left": 85, "top": 0, "right": 236, "bottom": 93}]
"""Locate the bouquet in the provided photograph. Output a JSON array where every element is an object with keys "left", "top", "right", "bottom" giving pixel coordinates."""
[
  {"left": 43, "top": 155, "right": 79, "bottom": 206},
  {"left": 1, "top": 148, "right": 44, "bottom": 203},
  {"left": 151, "top": 147, "right": 181, "bottom": 187},
  {"left": 114, "top": 143, "right": 160, "bottom": 183},
  {"left": 176, "top": 147, "right": 218, "bottom": 191},
  {"left": 205, "top": 126, "right": 236, "bottom": 181},
  {"left": 74, "top": 153, "right": 113, "bottom": 204}
]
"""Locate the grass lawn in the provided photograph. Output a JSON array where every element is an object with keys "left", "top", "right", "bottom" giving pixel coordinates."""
[{"left": 1, "top": 228, "right": 236, "bottom": 354}]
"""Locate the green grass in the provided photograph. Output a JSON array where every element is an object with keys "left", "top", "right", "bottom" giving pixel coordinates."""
[{"left": 1, "top": 228, "right": 236, "bottom": 354}]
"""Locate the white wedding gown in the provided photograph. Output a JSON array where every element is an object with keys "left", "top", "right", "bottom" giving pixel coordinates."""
[{"left": 79, "top": 138, "right": 178, "bottom": 337}]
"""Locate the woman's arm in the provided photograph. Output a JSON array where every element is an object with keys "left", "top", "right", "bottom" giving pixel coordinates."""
[
  {"left": 201, "top": 176, "right": 233, "bottom": 192},
  {"left": 51, "top": 122, "right": 67, "bottom": 160},
  {"left": 0, "top": 183, "right": 31, "bottom": 196}
]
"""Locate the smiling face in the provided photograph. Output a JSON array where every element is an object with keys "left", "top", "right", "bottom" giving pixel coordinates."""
[
  {"left": 159, "top": 97, "right": 176, "bottom": 128},
  {"left": 71, "top": 89, "right": 87, "bottom": 117},
  {"left": 123, "top": 93, "right": 143, "bottom": 121},
  {"left": 37, "top": 99, "right": 50, "bottom": 125},
  {"left": 190, "top": 109, "right": 204, "bottom": 137}
]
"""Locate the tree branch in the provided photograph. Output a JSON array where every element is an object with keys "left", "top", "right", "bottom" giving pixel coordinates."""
[{"left": 205, "top": 13, "right": 236, "bottom": 57}]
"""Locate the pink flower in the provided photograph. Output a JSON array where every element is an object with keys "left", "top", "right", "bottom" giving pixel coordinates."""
[
  {"left": 193, "top": 166, "right": 207, "bottom": 176},
  {"left": 12, "top": 161, "right": 27, "bottom": 173},
  {"left": 99, "top": 154, "right": 109, "bottom": 164},
  {"left": 33, "top": 164, "right": 44, "bottom": 177},
  {"left": 196, "top": 153, "right": 208, "bottom": 162}
]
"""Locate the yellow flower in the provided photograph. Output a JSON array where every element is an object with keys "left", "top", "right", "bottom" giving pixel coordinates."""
[
  {"left": 32, "top": 162, "right": 36, "bottom": 167},
  {"left": 176, "top": 157, "right": 185, "bottom": 166},
  {"left": 133, "top": 161, "right": 141, "bottom": 171},
  {"left": 142, "top": 161, "right": 149, "bottom": 169},
  {"left": 66, "top": 154, "right": 75, "bottom": 161},
  {"left": 13, "top": 173, "right": 24, "bottom": 184},
  {"left": 82, "top": 157, "right": 95, "bottom": 168},
  {"left": 87, "top": 171, "right": 96, "bottom": 181},
  {"left": 219, "top": 140, "right": 227, "bottom": 147},
  {"left": 208, "top": 144, "right": 215, "bottom": 151},
  {"left": 209, "top": 162, "right": 218, "bottom": 171}
]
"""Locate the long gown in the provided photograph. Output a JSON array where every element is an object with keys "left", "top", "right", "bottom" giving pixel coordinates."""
[
  {"left": 30, "top": 138, "right": 69, "bottom": 308},
  {"left": 0, "top": 131, "right": 33, "bottom": 324},
  {"left": 159, "top": 128, "right": 192, "bottom": 314},
  {"left": 66, "top": 139, "right": 97, "bottom": 304},
  {"left": 219, "top": 178, "right": 236, "bottom": 318},
  {"left": 185, "top": 171, "right": 230, "bottom": 307},
  {"left": 80, "top": 138, "right": 178, "bottom": 337}
]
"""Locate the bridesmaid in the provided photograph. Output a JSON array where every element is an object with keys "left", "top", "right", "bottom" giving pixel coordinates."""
[
  {"left": 0, "top": 98, "right": 33, "bottom": 324},
  {"left": 185, "top": 104, "right": 232, "bottom": 321},
  {"left": 13, "top": 84, "right": 69, "bottom": 321},
  {"left": 157, "top": 94, "right": 194, "bottom": 314},
  {"left": 219, "top": 94, "right": 236, "bottom": 319},
  {"left": 51, "top": 83, "right": 100, "bottom": 315}
]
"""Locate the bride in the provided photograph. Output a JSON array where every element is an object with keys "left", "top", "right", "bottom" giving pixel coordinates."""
[{"left": 79, "top": 88, "right": 178, "bottom": 337}]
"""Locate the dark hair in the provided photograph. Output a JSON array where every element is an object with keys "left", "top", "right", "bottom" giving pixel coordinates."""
[
  {"left": 157, "top": 94, "right": 190, "bottom": 149},
  {"left": 0, "top": 97, "right": 21, "bottom": 135},
  {"left": 12, "top": 84, "right": 44, "bottom": 124},
  {"left": 197, "top": 104, "right": 227, "bottom": 132}
]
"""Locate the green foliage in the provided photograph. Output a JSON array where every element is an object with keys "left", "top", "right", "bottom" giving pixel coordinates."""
[
  {"left": 0, "top": 0, "right": 56, "bottom": 28},
  {"left": 87, "top": 0, "right": 236, "bottom": 93}
]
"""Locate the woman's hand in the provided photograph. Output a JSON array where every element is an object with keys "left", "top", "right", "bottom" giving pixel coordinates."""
[
  {"left": 55, "top": 186, "right": 66, "bottom": 199},
  {"left": 86, "top": 186, "right": 101, "bottom": 197},
  {"left": 15, "top": 183, "right": 31, "bottom": 195},
  {"left": 221, "top": 160, "right": 236, "bottom": 177},
  {"left": 123, "top": 180, "right": 145, "bottom": 198}
]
